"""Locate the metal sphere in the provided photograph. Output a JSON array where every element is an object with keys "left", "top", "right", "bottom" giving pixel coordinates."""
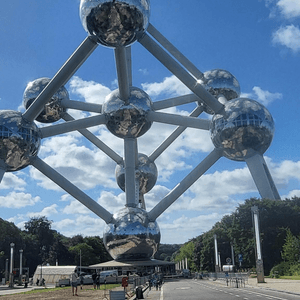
[
  {"left": 0, "top": 110, "right": 41, "bottom": 172},
  {"left": 199, "top": 69, "right": 240, "bottom": 114},
  {"left": 80, "top": 0, "right": 150, "bottom": 48},
  {"left": 23, "top": 77, "right": 68, "bottom": 123},
  {"left": 116, "top": 153, "right": 158, "bottom": 194},
  {"left": 102, "top": 87, "right": 153, "bottom": 138},
  {"left": 103, "top": 207, "right": 160, "bottom": 261},
  {"left": 210, "top": 98, "right": 274, "bottom": 161}
]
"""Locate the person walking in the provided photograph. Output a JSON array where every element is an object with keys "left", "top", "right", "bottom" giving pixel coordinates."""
[{"left": 70, "top": 270, "right": 79, "bottom": 296}]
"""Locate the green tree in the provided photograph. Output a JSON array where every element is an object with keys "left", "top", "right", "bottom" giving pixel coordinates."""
[
  {"left": 281, "top": 229, "right": 300, "bottom": 264},
  {"left": 175, "top": 241, "right": 196, "bottom": 271}
]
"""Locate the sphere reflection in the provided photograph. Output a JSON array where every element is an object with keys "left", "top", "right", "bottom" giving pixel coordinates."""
[
  {"left": 210, "top": 98, "right": 274, "bottom": 161},
  {"left": 102, "top": 87, "right": 153, "bottom": 138},
  {"left": 103, "top": 207, "right": 160, "bottom": 261},
  {"left": 0, "top": 110, "right": 41, "bottom": 171},
  {"left": 23, "top": 77, "right": 68, "bottom": 123},
  {"left": 80, "top": 0, "right": 150, "bottom": 48},
  {"left": 116, "top": 153, "right": 157, "bottom": 194},
  {"left": 199, "top": 69, "right": 240, "bottom": 114}
]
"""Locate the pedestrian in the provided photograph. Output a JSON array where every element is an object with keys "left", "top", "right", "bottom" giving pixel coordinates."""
[
  {"left": 79, "top": 274, "right": 84, "bottom": 290},
  {"left": 96, "top": 273, "right": 100, "bottom": 289},
  {"left": 70, "top": 270, "right": 78, "bottom": 296},
  {"left": 92, "top": 271, "right": 97, "bottom": 289}
]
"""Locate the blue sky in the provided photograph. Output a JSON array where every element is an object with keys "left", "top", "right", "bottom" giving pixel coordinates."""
[{"left": 0, "top": 0, "right": 300, "bottom": 244}]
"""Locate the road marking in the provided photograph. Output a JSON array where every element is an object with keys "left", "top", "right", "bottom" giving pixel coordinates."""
[{"left": 160, "top": 285, "right": 164, "bottom": 300}]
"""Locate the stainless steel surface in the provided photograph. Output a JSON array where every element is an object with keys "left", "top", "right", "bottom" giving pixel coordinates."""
[
  {"left": 22, "top": 36, "right": 98, "bottom": 122},
  {"left": 80, "top": 0, "right": 150, "bottom": 48},
  {"left": 23, "top": 77, "right": 68, "bottom": 123},
  {"left": 199, "top": 69, "right": 240, "bottom": 114},
  {"left": 116, "top": 153, "right": 157, "bottom": 194},
  {"left": 103, "top": 207, "right": 160, "bottom": 260},
  {"left": 210, "top": 98, "right": 274, "bottom": 161},
  {"left": 102, "top": 86, "right": 153, "bottom": 138},
  {"left": 0, "top": 110, "right": 41, "bottom": 172}
]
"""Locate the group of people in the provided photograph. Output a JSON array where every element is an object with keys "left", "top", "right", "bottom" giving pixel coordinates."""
[
  {"left": 148, "top": 274, "right": 163, "bottom": 291},
  {"left": 92, "top": 271, "right": 104, "bottom": 289}
]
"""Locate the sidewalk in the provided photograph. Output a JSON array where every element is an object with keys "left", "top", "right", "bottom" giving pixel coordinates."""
[{"left": 0, "top": 284, "right": 52, "bottom": 296}]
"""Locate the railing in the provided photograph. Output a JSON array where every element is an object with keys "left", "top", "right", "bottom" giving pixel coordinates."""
[{"left": 206, "top": 272, "right": 249, "bottom": 288}]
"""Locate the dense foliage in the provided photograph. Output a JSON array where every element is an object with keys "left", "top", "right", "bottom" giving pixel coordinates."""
[{"left": 175, "top": 197, "right": 300, "bottom": 275}]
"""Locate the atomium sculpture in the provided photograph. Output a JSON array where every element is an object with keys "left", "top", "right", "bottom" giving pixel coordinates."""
[{"left": 0, "top": 0, "right": 280, "bottom": 261}]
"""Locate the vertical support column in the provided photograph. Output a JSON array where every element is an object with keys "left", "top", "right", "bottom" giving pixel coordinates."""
[
  {"left": 251, "top": 206, "right": 265, "bottom": 283},
  {"left": 9, "top": 243, "right": 14, "bottom": 288},
  {"left": 213, "top": 234, "right": 219, "bottom": 273},
  {"left": 19, "top": 250, "right": 23, "bottom": 285},
  {"left": 231, "top": 243, "right": 235, "bottom": 267},
  {"left": 5, "top": 259, "right": 9, "bottom": 284}
]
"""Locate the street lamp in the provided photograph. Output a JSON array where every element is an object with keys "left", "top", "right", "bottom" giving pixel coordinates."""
[
  {"left": 19, "top": 250, "right": 23, "bottom": 285},
  {"left": 9, "top": 243, "right": 15, "bottom": 288}
]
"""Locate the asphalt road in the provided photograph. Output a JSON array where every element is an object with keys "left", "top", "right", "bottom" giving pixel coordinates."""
[{"left": 145, "top": 278, "right": 300, "bottom": 300}]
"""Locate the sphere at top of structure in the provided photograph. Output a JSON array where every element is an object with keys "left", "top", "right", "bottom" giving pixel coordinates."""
[
  {"left": 80, "top": 0, "right": 150, "bottom": 48},
  {"left": 116, "top": 153, "right": 158, "bottom": 194},
  {"left": 0, "top": 110, "right": 41, "bottom": 172},
  {"left": 198, "top": 69, "right": 240, "bottom": 114},
  {"left": 210, "top": 98, "right": 274, "bottom": 161},
  {"left": 23, "top": 77, "right": 68, "bottom": 123},
  {"left": 103, "top": 206, "right": 160, "bottom": 261},
  {"left": 102, "top": 87, "right": 153, "bottom": 138}
]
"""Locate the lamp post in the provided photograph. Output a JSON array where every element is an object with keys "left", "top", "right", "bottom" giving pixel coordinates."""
[
  {"left": 9, "top": 243, "right": 15, "bottom": 288},
  {"left": 213, "top": 234, "right": 219, "bottom": 272},
  {"left": 19, "top": 250, "right": 23, "bottom": 285},
  {"left": 251, "top": 206, "right": 265, "bottom": 283}
]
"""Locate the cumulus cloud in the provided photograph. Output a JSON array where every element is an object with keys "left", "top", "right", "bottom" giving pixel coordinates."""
[
  {"left": 142, "top": 75, "right": 190, "bottom": 99},
  {"left": 241, "top": 86, "right": 282, "bottom": 106},
  {"left": 0, "top": 173, "right": 27, "bottom": 191},
  {"left": 277, "top": 0, "right": 300, "bottom": 19},
  {"left": 0, "top": 192, "right": 40, "bottom": 208},
  {"left": 272, "top": 25, "right": 300, "bottom": 52},
  {"left": 69, "top": 76, "right": 111, "bottom": 104},
  {"left": 27, "top": 204, "right": 58, "bottom": 218}
]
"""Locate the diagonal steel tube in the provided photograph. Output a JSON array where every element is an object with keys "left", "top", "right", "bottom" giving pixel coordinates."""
[
  {"left": 61, "top": 99, "right": 102, "bottom": 113},
  {"left": 139, "top": 33, "right": 224, "bottom": 115},
  {"left": 147, "top": 23, "right": 204, "bottom": 81},
  {"left": 63, "top": 113, "right": 122, "bottom": 164},
  {"left": 152, "top": 94, "right": 200, "bottom": 111},
  {"left": 245, "top": 152, "right": 280, "bottom": 200},
  {"left": 0, "top": 168, "right": 5, "bottom": 183},
  {"left": 114, "top": 47, "right": 131, "bottom": 101},
  {"left": 148, "top": 148, "right": 223, "bottom": 221},
  {"left": 40, "top": 114, "right": 106, "bottom": 138},
  {"left": 124, "top": 138, "right": 138, "bottom": 207},
  {"left": 31, "top": 156, "right": 115, "bottom": 224},
  {"left": 147, "top": 111, "right": 210, "bottom": 130},
  {"left": 149, "top": 106, "right": 204, "bottom": 161},
  {"left": 23, "top": 36, "right": 98, "bottom": 122}
]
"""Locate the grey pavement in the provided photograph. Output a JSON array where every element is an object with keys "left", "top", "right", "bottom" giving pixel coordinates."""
[{"left": 0, "top": 284, "right": 54, "bottom": 296}]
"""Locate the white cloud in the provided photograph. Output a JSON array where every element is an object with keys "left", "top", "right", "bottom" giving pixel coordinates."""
[
  {"left": 0, "top": 173, "right": 27, "bottom": 191},
  {"left": 0, "top": 192, "right": 40, "bottom": 208},
  {"left": 277, "top": 0, "right": 300, "bottom": 19},
  {"left": 27, "top": 204, "right": 58, "bottom": 218},
  {"left": 69, "top": 76, "right": 111, "bottom": 104},
  {"left": 272, "top": 25, "right": 300, "bottom": 52},
  {"left": 142, "top": 75, "right": 190, "bottom": 99},
  {"left": 241, "top": 86, "right": 282, "bottom": 106}
]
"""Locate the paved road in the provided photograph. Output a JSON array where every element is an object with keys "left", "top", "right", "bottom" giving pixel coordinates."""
[{"left": 144, "top": 279, "right": 300, "bottom": 300}]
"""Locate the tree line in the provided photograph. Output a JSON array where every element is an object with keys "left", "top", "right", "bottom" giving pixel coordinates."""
[{"left": 174, "top": 197, "right": 300, "bottom": 276}]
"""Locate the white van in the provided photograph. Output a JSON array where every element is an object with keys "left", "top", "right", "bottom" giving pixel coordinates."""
[{"left": 100, "top": 270, "right": 118, "bottom": 278}]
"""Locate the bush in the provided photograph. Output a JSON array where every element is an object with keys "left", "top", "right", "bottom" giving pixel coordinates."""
[
  {"left": 289, "top": 263, "right": 300, "bottom": 276},
  {"left": 270, "top": 262, "right": 290, "bottom": 277}
]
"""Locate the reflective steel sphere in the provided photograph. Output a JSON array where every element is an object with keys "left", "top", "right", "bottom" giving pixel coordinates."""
[
  {"left": 103, "top": 207, "right": 160, "bottom": 260},
  {"left": 23, "top": 77, "right": 68, "bottom": 123},
  {"left": 116, "top": 153, "right": 158, "bottom": 194},
  {"left": 80, "top": 0, "right": 150, "bottom": 48},
  {"left": 210, "top": 98, "right": 274, "bottom": 161},
  {"left": 199, "top": 69, "right": 240, "bottom": 114},
  {"left": 0, "top": 110, "right": 41, "bottom": 172},
  {"left": 102, "top": 87, "right": 153, "bottom": 138}
]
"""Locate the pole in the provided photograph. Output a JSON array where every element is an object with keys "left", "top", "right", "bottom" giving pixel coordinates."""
[
  {"left": 251, "top": 206, "right": 265, "bottom": 283},
  {"left": 9, "top": 243, "right": 15, "bottom": 288},
  {"left": 19, "top": 250, "right": 23, "bottom": 285},
  {"left": 5, "top": 259, "right": 8, "bottom": 284},
  {"left": 80, "top": 250, "right": 82, "bottom": 275},
  {"left": 213, "top": 235, "right": 219, "bottom": 273}
]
